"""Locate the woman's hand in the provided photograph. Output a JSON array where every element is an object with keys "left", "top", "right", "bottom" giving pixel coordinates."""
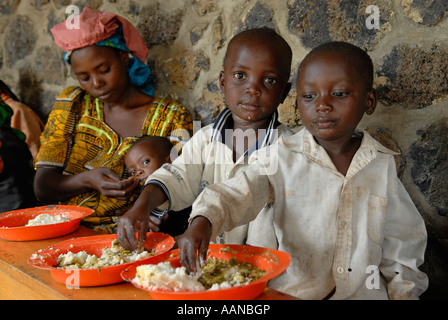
[
  {"left": 34, "top": 166, "right": 138, "bottom": 202},
  {"left": 177, "top": 216, "right": 212, "bottom": 274},
  {"left": 87, "top": 168, "right": 138, "bottom": 200}
]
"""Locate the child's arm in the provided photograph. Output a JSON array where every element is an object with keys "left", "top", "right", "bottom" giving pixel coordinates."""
[
  {"left": 118, "top": 129, "right": 209, "bottom": 250},
  {"left": 117, "top": 184, "right": 167, "bottom": 251},
  {"left": 380, "top": 158, "right": 429, "bottom": 299},
  {"left": 146, "top": 127, "right": 210, "bottom": 212},
  {"left": 178, "top": 161, "right": 272, "bottom": 274}
]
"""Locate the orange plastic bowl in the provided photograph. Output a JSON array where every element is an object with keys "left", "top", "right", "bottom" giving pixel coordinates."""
[
  {"left": 27, "top": 233, "right": 174, "bottom": 287},
  {"left": 121, "top": 244, "right": 291, "bottom": 300},
  {"left": 0, "top": 205, "right": 94, "bottom": 241}
]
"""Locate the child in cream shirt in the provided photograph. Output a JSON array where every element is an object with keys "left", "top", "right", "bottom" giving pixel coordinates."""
[{"left": 177, "top": 41, "right": 429, "bottom": 300}]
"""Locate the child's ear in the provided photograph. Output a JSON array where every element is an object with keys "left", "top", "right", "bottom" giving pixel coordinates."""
[
  {"left": 280, "top": 82, "right": 292, "bottom": 104},
  {"left": 365, "top": 89, "right": 377, "bottom": 115},
  {"left": 119, "top": 51, "right": 130, "bottom": 66},
  {"left": 164, "top": 154, "right": 172, "bottom": 164},
  {"left": 218, "top": 71, "right": 225, "bottom": 91}
]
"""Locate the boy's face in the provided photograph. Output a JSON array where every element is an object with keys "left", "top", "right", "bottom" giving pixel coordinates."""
[
  {"left": 219, "top": 37, "right": 291, "bottom": 127},
  {"left": 296, "top": 52, "right": 376, "bottom": 144},
  {"left": 125, "top": 141, "right": 170, "bottom": 182}
]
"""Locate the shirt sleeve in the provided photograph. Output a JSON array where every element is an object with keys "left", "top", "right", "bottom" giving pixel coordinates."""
[
  {"left": 145, "top": 127, "right": 208, "bottom": 213},
  {"left": 380, "top": 157, "right": 429, "bottom": 299},
  {"left": 188, "top": 159, "right": 272, "bottom": 240}
]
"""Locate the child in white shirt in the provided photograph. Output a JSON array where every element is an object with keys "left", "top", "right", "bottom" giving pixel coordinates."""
[
  {"left": 177, "top": 41, "right": 429, "bottom": 300},
  {"left": 117, "top": 28, "right": 294, "bottom": 249}
]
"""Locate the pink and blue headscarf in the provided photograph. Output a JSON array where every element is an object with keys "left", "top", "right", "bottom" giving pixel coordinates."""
[{"left": 51, "top": 7, "right": 154, "bottom": 96}]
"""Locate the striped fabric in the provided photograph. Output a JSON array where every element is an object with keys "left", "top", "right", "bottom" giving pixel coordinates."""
[{"left": 211, "top": 107, "right": 281, "bottom": 156}]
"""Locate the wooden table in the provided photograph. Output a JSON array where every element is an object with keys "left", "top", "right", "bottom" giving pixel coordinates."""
[{"left": 0, "top": 226, "right": 298, "bottom": 300}]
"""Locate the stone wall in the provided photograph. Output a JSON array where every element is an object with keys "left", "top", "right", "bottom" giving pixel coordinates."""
[{"left": 0, "top": 0, "right": 447, "bottom": 298}]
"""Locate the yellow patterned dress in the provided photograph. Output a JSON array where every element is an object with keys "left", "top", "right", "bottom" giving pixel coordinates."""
[{"left": 35, "top": 86, "right": 193, "bottom": 233}]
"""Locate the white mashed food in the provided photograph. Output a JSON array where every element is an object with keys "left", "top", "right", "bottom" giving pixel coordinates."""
[
  {"left": 26, "top": 213, "right": 70, "bottom": 226},
  {"left": 56, "top": 240, "right": 154, "bottom": 269},
  {"left": 132, "top": 258, "right": 265, "bottom": 292},
  {"left": 133, "top": 262, "right": 205, "bottom": 291}
]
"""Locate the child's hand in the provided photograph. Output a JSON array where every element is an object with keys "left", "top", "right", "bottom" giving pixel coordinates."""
[
  {"left": 177, "top": 216, "right": 212, "bottom": 274},
  {"left": 117, "top": 204, "right": 149, "bottom": 251}
]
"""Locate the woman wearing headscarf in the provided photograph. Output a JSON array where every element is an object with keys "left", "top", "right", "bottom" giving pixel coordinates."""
[{"left": 34, "top": 7, "right": 193, "bottom": 233}]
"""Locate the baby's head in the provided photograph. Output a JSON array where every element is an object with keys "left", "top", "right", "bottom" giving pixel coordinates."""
[
  {"left": 125, "top": 136, "right": 173, "bottom": 182},
  {"left": 219, "top": 28, "right": 292, "bottom": 125},
  {"left": 296, "top": 41, "right": 377, "bottom": 142}
]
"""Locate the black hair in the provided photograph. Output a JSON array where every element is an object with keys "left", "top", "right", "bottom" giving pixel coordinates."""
[
  {"left": 130, "top": 135, "right": 173, "bottom": 158},
  {"left": 224, "top": 27, "right": 292, "bottom": 75},
  {"left": 299, "top": 41, "right": 374, "bottom": 91}
]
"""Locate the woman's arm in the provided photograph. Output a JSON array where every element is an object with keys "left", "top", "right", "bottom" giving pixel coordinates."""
[{"left": 34, "top": 166, "right": 137, "bottom": 202}]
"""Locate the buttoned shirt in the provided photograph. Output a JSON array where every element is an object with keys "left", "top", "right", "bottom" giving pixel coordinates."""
[
  {"left": 189, "top": 128, "right": 429, "bottom": 299},
  {"left": 147, "top": 108, "right": 293, "bottom": 243}
]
